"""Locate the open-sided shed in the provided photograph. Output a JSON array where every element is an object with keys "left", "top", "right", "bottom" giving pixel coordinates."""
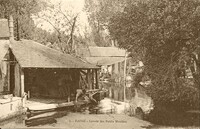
[{"left": 0, "top": 39, "right": 100, "bottom": 101}]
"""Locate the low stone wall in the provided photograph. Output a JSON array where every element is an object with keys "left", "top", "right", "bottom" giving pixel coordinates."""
[{"left": 0, "top": 97, "right": 25, "bottom": 122}]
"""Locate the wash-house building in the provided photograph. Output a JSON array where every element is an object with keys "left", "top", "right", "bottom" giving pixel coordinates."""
[
  {"left": 0, "top": 18, "right": 100, "bottom": 102},
  {"left": 77, "top": 46, "right": 127, "bottom": 75}
]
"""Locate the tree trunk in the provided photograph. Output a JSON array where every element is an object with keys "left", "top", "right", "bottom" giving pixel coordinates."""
[
  {"left": 16, "top": 9, "right": 20, "bottom": 41},
  {"left": 68, "top": 15, "right": 78, "bottom": 53}
]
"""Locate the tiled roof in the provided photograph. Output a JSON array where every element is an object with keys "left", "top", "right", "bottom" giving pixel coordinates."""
[{"left": 10, "top": 40, "right": 99, "bottom": 69}]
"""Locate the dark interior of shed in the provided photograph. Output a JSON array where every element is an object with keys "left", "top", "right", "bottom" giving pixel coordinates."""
[{"left": 24, "top": 68, "right": 80, "bottom": 101}]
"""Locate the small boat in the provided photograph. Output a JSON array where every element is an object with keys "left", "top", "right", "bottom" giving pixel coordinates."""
[{"left": 86, "top": 89, "right": 108, "bottom": 103}]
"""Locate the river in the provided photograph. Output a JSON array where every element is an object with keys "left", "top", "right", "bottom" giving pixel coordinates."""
[
  {"left": 0, "top": 82, "right": 199, "bottom": 129},
  {"left": 0, "top": 82, "right": 141, "bottom": 128}
]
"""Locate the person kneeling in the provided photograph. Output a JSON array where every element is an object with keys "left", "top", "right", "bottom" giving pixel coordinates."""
[{"left": 75, "top": 89, "right": 89, "bottom": 102}]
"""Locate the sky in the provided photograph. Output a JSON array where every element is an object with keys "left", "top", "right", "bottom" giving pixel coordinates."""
[{"left": 34, "top": 0, "right": 89, "bottom": 35}]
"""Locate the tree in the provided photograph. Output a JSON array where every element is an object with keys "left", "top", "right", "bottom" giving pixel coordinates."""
[
  {"left": 35, "top": 2, "right": 82, "bottom": 54},
  {"left": 109, "top": 0, "right": 200, "bottom": 110},
  {"left": 84, "top": 0, "right": 128, "bottom": 46},
  {"left": 0, "top": 0, "right": 47, "bottom": 40}
]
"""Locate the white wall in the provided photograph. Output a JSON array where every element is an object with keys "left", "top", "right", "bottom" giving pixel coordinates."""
[{"left": 0, "top": 97, "right": 25, "bottom": 121}]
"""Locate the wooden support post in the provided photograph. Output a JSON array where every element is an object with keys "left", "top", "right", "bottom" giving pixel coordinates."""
[
  {"left": 118, "top": 62, "right": 120, "bottom": 75},
  {"left": 114, "top": 63, "right": 119, "bottom": 74},
  {"left": 95, "top": 69, "right": 99, "bottom": 89},
  {"left": 28, "top": 91, "right": 30, "bottom": 98},
  {"left": 86, "top": 69, "right": 89, "bottom": 89},
  {"left": 109, "top": 87, "right": 112, "bottom": 98},
  {"left": 21, "top": 69, "right": 25, "bottom": 97},
  {"left": 112, "top": 64, "right": 115, "bottom": 75},
  {"left": 7, "top": 62, "right": 10, "bottom": 92},
  {"left": 86, "top": 69, "right": 89, "bottom": 83},
  {"left": 87, "top": 69, "right": 92, "bottom": 90},
  {"left": 123, "top": 51, "right": 127, "bottom": 102},
  {"left": 92, "top": 69, "right": 94, "bottom": 89}
]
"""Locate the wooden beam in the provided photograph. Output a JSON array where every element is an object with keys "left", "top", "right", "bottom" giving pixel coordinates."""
[
  {"left": 21, "top": 69, "right": 25, "bottom": 97},
  {"left": 80, "top": 70, "right": 87, "bottom": 75}
]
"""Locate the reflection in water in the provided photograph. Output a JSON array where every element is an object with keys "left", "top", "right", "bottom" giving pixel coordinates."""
[{"left": 99, "top": 81, "right": 133, "bottom": 101}]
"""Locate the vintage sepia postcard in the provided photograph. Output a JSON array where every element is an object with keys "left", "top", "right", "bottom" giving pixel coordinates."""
[{"left": 0, "top": 0, "right": 199, "bottom": 129}]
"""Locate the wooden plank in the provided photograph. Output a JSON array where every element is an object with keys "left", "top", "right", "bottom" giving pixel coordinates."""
[
  {"left": 26, "top": 111, "right": 57, "bottom": 121},
  {"left": 28, "top": 102, "right": 74, "bottom": 111}
]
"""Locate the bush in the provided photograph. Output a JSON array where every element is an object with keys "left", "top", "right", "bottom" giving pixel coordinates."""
[{"left": 147, "top": 104, "right": 200, "bottom": 126}]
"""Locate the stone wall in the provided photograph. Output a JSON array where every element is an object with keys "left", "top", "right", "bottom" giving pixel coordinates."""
[{"left": 0, "top": 97, "right": 25, "bottom": 121}]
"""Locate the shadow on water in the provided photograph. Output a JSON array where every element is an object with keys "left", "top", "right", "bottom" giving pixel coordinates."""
[{"left": 99, "top": 81, "right": 132, "bottom": 101}]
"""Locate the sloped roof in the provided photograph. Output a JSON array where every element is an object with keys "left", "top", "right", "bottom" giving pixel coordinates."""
[
  {"left": 88, "top": 47, "right": 126, "bottom": 57},
  {"left": 0, "top": 19, "right": 9, "bottom": 38},
  {"left": 76, "top": 46, "right": 127, "bottom": 65},
  {"left": 0, "top": 40, "right": 9, "bottom": 61},
  {"left": 10, "top": 40, "right": 99, "bottom": 69}
]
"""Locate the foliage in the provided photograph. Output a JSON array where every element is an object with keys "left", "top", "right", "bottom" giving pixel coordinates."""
[
  {"left": 0, "top": 0, "right": 86, "bottom": 54},
  {"left": 108, "top": 0, "right": 200, "bottom": 110},
  {"left": 84, "top": 0, "right": 128, "bottom": 46},
  {"left": 35, "top": 2, "right": 85, "bottom": 54},
  {"left": 0, "top": 0, "right": 47, "bottom": 40}
]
